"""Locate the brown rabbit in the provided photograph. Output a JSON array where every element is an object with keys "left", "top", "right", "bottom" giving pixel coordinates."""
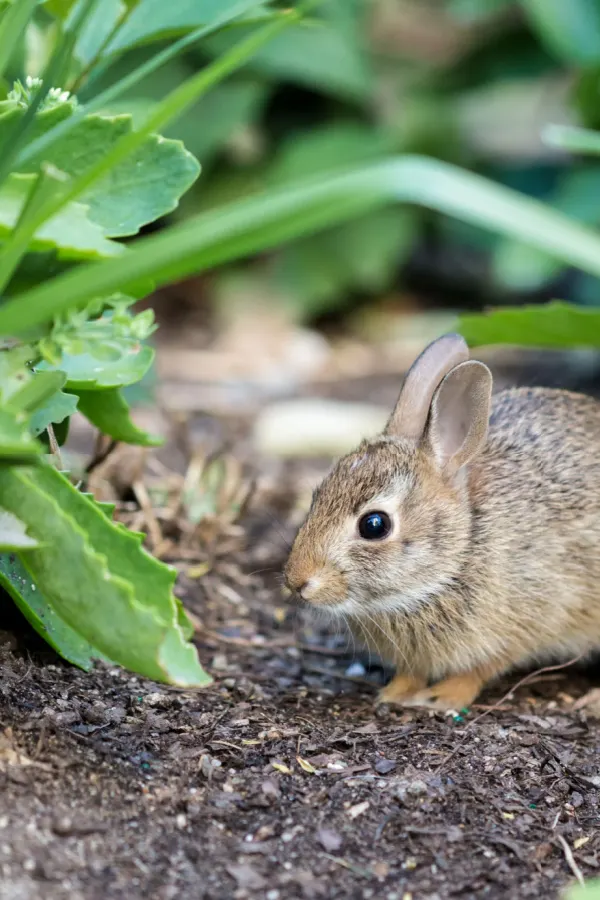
[{"left": 284, "top": 333, "right": 600, "bottom": 710}]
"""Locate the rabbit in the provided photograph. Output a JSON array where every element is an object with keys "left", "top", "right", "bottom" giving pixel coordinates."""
[{"left": 284, "top": 333, "right": 600, "bottom": 711}]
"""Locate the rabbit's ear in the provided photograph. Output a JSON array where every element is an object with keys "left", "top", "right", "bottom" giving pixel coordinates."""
[
  {"left": 426, "top": 360, "right": 492, "bottom": 477},
  {"left": 385, "top": 333, "right": 469, "bottom": 441}
]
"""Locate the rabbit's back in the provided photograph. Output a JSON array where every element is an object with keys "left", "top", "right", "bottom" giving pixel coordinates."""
[
  {"left": 456, "top": 386, "right": 600, "bottom": 671},
  {"left": 481, "top": 387, "right": 600, "bottom": 517}
]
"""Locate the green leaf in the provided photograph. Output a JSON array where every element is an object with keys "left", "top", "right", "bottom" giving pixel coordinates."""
[
  {"left": 76, "top": 388, "right": 162, "bottom": 446},
  {"left": 0, "top": 173, "right": 122, "bottom": 259},
  {"left": 0, "top": 345, "right": 36, "bottom": 405},
  {"left": 10, "top": 155, "right": 600, "bottom": 336},
  {"left": 37, "top": 305, "right": 156, "bottom": 389},
  {"left": 7, "top": 370, "right": 66, "bottom": 414},
  {"left": 206, "top": 13, "right": 371, "bottom": 100},
  {"left": 107, "top": 0, "right": 273, "bottom": 53},
  {"left": 0, "top": 0, "right": 38, "bottom": 83},
  {"left": 29, "top": 389, "right": 78, "bottom": 436},
  {"left": 41, "top": 343, "right": 154, "bottom": 390},
  {"left": 43, "top": 0, "right": 79, "bottom": 19},
  {"left": 0, "top": 408, "right": 43, "bottom": 461},
  {"left": 0, "top": 510, "right": 37, "bottom": 550},
  {"left": 0, "top": 552, "right": 110, "bottom": 669},
  {"left": 544, "top": 123, "right": 600, "bottom": 155},
  {"left": 564, "top": 880, "right": 600, "bottom": 900},
  {"left": 0, "top": 464, "right": 210, "bottom": 686},
  {"left": 459, "top": 300, "right": 600, "bottom": 348},
  {"left": 8, "top": 105, "right": 200, "bottom": 237},
  {"left": 275, "top": 207, "right": 416, "bottom": 317},
  {"left": 519, "top": 0, "right": 600, "bottom": 65},
  {"left": 73, "top": 0, "right": 124, "bottom": 65}
]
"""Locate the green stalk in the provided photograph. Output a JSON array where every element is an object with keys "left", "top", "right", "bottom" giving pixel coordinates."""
[
  {"left": 4, "top": 154, "right": 600, "bottom": 336},
  {"left": 0, "top": 0, "right": 38, "bottom": 83},
  {"left": 0, "top": 9, "right": 297, "bottom": 294}
]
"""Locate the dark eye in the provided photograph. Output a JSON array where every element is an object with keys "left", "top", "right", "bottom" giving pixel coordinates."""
[{"left": 358, "top": 511, "right": 392, "bottom": 541}]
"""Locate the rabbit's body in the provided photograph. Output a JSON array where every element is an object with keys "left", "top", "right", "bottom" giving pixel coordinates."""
[
  {"left": 354, "top": 387, "right": 600, "bottom": 686},
  {"left": 285, "top": 336, "right": 600, "bottom": 710}
]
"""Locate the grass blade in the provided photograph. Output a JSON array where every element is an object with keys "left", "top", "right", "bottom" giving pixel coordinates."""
[
  {"left": 5, "top": 154, "right": 600, "bottom": 335},
  {"left": 544, "top": 123, "right": 600, "bottom": 155},
  {"left": 0, "top": 0, "right": 38, "bottom": 84}
]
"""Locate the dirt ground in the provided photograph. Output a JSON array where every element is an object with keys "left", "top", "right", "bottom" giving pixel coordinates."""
[{"left": 1, "top": 338, "right": 600, "bottom": 900}]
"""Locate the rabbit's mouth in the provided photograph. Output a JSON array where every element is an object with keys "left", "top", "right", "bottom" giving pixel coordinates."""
[{"left": 283, "top": 563, "right": 348, "bottom": 609}]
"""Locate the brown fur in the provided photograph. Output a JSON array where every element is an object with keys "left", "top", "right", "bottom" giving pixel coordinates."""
[{"left": 284, "top": 344, "right": 600, "bottom": 710}]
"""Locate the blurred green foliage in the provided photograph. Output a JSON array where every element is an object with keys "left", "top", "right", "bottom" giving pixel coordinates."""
[{"left": 62, "top": 0, "right": 600, "bottom": 318}]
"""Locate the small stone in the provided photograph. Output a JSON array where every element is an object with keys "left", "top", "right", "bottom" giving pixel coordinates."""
[
  {"left": 317, "top": 827, "right": 342, "bottom": 852},
  {"left": 52, "top": 816, "right": 73, "bottom": 836},
  {"left": 375, "top": 759, "right": 396, "bottom": 775},
  {"left": 345, "top": 661, "right": 366, "bottom": 677}
]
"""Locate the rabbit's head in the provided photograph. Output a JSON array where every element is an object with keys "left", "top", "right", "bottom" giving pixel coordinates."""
[{"left": 284, "top": 334, "right": 492, "bottom": 620}]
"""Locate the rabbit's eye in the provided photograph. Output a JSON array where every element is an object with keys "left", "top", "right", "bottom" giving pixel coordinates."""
[{"left": 358, "top": 511, "right": 391, "bottom": 541}]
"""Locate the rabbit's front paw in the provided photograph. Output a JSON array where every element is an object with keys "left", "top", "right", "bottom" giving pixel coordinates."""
[
  {"left": 400, "top": 672, "right": 484, "bottom": 711},
  {"left": 377, "top": 673, "right": 427, "bottom": 706}
]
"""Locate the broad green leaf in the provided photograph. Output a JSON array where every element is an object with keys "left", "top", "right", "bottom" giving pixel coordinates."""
[
  {"left": 0, "top": 552, "right": 110, "bottom": 669},
  {"left": 166, "top": 78, "right": 269, "bottom": 165},
  {"left": 269, "top": 123, "right": 392, "bottom": 184},
  {"left": 49, "top": 338, "right": 151, "bottom": 387},
  {"left": 0, "top": 173, "right": 122, "bottom": 258},
  {"left": 275, "top": 207, "right": 416, "bottom": 317},
  {"left": 492, "top": 166, "right": 600, "bottom": 291},
  {"left": 7, "top": 370, "right": 66, "bottom": 414},
  {"left": 0, "top": 510, "right": 37, "bottom": 550},
  {"left": 29, "top": 389, "right": 78, "bottom": 436},
  {"left": 0, "top": 408, "right": 43, "bottom": 460},
  {"left": 37, "top": 306, "right": 156, "bottom": 389},
  {"left": 448, "top": 0, "right": 513, "bottom": 23},
  {"left": 76, "top": 387, "right": 162, "bottom": 445},
  {"left": 7, "top": 105, "right": 200, "bottom": 237},
  {"left": 206, "top": 15, "right": 371, "bottom": 100},
  {"left": 0, "top": 464, "right": 210, "bottom": 685},
  {"left": 520, "top": 0, "right": 600, "bottom": 65},
  {"left": 0, "top": 345, "right": 36, "bottom": 404},
  {"left": 564, "top": 880, "right": 600, "bottom": 900},
  {"left": 40, "top": 343, "right": 154, "bottom": 390},
  {"left": 107, "top": 0, "right": 272, "bottom": 53},
  {"left": 459, "top": 301, "right": 600, "bottom": 348},
  {"left": 10, "top": 155, "right": 600, "bottom": 336}
]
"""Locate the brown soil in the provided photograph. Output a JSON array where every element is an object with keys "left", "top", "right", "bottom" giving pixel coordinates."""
[
  {"left": 1, "top": 352, "right": 600, "bottom": 900},
  {"left": 1, "top": 523, "right": 600, "bottom": 900}
]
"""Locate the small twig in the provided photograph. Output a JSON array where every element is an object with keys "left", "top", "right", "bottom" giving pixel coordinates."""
[
  {"left": 85, "top": 434, "right": 117, "bottom": 476},
  {"left": 132, "top": 479, "right": 163, "bottom": 550},
  {"left": 195, "top": 623, "right": 296, "bottom": 649},
  {"left": 46, "top": 424, "right": 62, "bottom": 468},
  {"left": 556, "top": 834, "right": 585, "bottom": 887},
  {"left": 434, "top": 655, "right": 583, "bottom": 774},
  {"left": 301, "top": 664, "right": 376, "bottom": 687}
]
